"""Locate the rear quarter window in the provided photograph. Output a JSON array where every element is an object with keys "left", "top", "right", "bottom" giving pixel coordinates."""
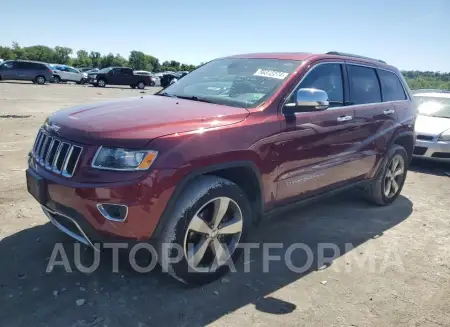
[{"left": 377, "top": 69, "right": 407, "bottom": 101}]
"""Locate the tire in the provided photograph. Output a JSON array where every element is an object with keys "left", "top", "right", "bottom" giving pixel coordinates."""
[
  {"left": 155, "top": 176, "right": 252, "bottom": 285},
  {"left": 80, "top": 78, "right": 86, "bottom": 84},
  {"left": 53, "top": 75, "right": 61, "bottom": 84},
  {"left": 137, "top": 81, "right": 146, "bottom": 89},
  {"left": 130, "top": 85, "right": 136, "bottom": 89},
  {"left": 35, "top": 76, "right": 46, "bottom": 85},
  {"left": 97, "top": 79, "right": 106, "bottom": 87},
  {"left": 364, "top": 144, "right": 408, "bottom": 206},
  {"left": 150, "top": 81, "right": 156, "bottom": 87}
]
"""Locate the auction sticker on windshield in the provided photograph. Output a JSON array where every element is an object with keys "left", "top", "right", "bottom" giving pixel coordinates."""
[{"left": 254, "top": 69, "right": 289, "bottom": 80}]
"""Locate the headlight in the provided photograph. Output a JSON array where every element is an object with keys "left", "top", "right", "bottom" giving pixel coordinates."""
[
  {"left": 90, "top": 74, "right": 97, "bottom": 79},
  {"left": 438, "top": 129, "right": 450, "bottom": 142},
  {"left": 92, "top": 147, "right": 158, "bottom": 171}
]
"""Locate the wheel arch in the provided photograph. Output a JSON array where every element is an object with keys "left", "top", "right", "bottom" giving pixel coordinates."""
[
  {"left": 151, "top": 161, "right": 264, "bottom": 240},
  {"left": 391, "top": 131, "right": 415, "bottom": 164}
]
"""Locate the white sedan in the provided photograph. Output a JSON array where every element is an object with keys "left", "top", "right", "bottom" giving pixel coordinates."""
[{"left": 413, "top": 91, "right": 450, "bottom": 161}]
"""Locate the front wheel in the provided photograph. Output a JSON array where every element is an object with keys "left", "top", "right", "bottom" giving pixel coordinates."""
[
  {"left": 156, "top": 176, "right": 252, "bottom": 285},
  {"left": 364, "top": 144, "right": 408, "bottom": 206},
  {"left": 150, "top": 81, "right": 156, "bottom": 87}
]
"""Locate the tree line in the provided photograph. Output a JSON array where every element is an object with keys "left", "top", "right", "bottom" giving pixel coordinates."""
[
  {"left": 0, "top": 42, "right": 197, "bottom": 72},
  {"left": 0, "top": 42, "right": 449, "bottom": 89}
]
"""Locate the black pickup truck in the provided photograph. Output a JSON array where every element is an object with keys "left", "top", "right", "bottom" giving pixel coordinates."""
[{"left": 87, "top": 67, "right": 152, "bottom": 89}]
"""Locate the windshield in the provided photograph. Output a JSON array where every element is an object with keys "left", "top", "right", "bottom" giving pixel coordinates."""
[
  {"left": 159, "top": 58, "right": 302, "bottom": 108},
  {"left": 414, "top": 95, "right": 450, "bottom": 118}
]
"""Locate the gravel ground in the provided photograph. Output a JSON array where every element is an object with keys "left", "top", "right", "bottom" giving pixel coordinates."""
[{"left": 0, "top": 81, "right": 449, "bottom": 327}]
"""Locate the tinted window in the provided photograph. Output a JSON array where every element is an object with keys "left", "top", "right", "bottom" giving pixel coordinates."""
[
  {"left": 348, "top": 65, "right": 381, "bottom": 104},
  {"left": 297, "top": 63, "right": 344, "bottom": 106},
  {"left": 121, "top": 68, "right": 133, "bottom": 75},
  {"left": 1, "top": 61, "right": 15, "bottom": 69},
  {"left": 378, "top": 70, "right": 406, "bottom": 101}
]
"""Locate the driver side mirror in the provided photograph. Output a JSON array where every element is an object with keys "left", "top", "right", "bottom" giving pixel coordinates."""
[{"left": 284, "top": 88, "right": 329, "bottom": 115}]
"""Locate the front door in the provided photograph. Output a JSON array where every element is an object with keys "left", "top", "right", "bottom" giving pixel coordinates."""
[
  {"left": 275, "top": 62, "right": 365, "bottom": 204},
  {"left": 0, "top": 61, "right": 16, "bottom": 79}
]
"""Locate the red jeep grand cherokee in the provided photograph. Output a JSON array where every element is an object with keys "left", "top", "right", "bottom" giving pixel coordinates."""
[{"left": 26, "top": 51, "right": 416, "bottom": 284}]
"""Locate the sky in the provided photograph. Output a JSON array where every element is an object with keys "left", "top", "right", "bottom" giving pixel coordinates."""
[{"left": 1, "top": 0, "right": 449, "bottom": 72}]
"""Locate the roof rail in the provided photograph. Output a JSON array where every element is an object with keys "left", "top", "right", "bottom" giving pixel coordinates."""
[{"left": 326, "top": 51, "right": 386, "bottom": 64}]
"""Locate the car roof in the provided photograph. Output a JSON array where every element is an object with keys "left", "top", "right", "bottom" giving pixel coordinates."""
[{"left": 224, "top": 51, "right": 398, "bottom": 70}]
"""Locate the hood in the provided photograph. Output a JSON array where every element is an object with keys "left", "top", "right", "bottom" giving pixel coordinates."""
[
  {"left": 415, "top": 114, "right": 450, "bottom": 136},
  {"left": 47, "top": 95, "right": 250, "bottom": 147}
]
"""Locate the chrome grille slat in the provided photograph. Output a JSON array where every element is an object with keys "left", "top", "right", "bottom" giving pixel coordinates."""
[
  {"left": 31, "top": 129, "right": 83, "bottom": 178},
  {"left": 44, "top": 139, "right": 55, "bottom": 168}
]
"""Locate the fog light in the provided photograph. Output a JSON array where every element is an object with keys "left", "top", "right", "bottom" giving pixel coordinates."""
[{"left": 97, "top": 203, "right": 128, "bottom": 222}]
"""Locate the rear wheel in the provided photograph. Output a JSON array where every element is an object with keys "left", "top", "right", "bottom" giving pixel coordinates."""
[
  {"left": 53, "top": 75, "right": 61, "bottom": 84},
  {"left": 35, "top": 76, "right": 46, "bottom": 85},
  {"left": 150, "top": 81, "right": 156, "bottom": 87},
  {"left": 155, "top": 176, "right": 252, "bottom": 285},
  {"left": 137, "top": 81, "right": 146, "bottom": 89},
  {"left": 97, "top": 79, "right": 106, "bottom": 87},
  {"left": 364, "top": 144, "right": 408, "bottom": 206}
]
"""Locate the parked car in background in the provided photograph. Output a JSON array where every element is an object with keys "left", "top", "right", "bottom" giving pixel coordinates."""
[
  {"left": 160, "top": 71, "right": 189, "bottom": 88},
  {"left": 78, "top": 67, "right": 98, "bottom": 72},
  {"left": 87, "top": 67, "right": 152, "bottom": 89},
  {"left": 134, "top": 70, "right": 156, "bottom": 86},
  {"left": 50, "top": 65, "right": 88, "bottom": 84},
  {"left": 26, "top": 51, "right": 416, "bottom": 285},
  {"left": 413, "top": 90, "right": 450, "bottom": 161},
  {"left": 84, "top": 68, "right": 99, "bottom": 74},
  {"left": 0, "top": 59, "right": 53, "bottom": 84}
]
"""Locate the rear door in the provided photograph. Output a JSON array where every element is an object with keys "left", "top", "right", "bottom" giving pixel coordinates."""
[
  {"left": 275, "top": 62, "right": 365, "bottom": 203},
  {"left": 15, "top": 61, "right": 30, "bottom": 80},
  {"left": 66, "top": 67, "right": 81, "bottom": 82},
  {"left": 120, "top": 68, "right": 133, "bottom": 85},
  {"left": 347, "top": 63, "right": 398, "bottom": 177}
]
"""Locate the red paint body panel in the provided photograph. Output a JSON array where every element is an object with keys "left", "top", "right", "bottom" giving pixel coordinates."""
[{"left": 27, "top": 52, "right": 416, "bottom": 241}]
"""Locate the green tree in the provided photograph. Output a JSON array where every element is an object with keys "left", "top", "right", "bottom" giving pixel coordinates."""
[
  {"left": 89, "top": 51, "right": 102, "bottom": 68},
  {"left": 72, "top": 50, "right": 92, "bottom": 68},
  {"left": 54, "top": 46, "right": 73, "bottom": 64}
]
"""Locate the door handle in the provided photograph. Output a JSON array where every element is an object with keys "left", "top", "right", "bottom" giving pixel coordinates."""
[
  {"left": 383, "top": 109, "right": 395, "bottom": 115},
  {"left": 337, "top": 115, "right": 353, "bottom": 122}
]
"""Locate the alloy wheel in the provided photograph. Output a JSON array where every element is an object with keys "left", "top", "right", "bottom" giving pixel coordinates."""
[
  {"left": 383, "top": 154, "right": 405, "bottom": 198},
  {"left": 183, "top": 197, "right": 243, "bottom": 272}
]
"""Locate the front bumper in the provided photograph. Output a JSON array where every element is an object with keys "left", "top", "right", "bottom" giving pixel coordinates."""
[
  {"left": 413, "top": 138, "right": 450, "bottom": 161},
  {"left": 26, "top": 165, "right": 178, "bottom": 245}
]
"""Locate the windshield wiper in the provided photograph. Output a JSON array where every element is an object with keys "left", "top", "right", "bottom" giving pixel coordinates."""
[{"left": 173, "top": 95, "right": 214, "bottom": 103}]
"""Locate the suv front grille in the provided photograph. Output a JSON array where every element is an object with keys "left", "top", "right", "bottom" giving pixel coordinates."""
[{"left": 31, "top": 129, "right": 83, "bottom": 178}]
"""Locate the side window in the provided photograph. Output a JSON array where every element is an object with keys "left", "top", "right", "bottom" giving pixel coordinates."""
[
  {"left": 121, "top": 68, "right": 132, "bottom": 75},
  {"left": 15, "top": 61, "right": 28, "bottom": 69},
  {"left": 347, "top": 65, "right": 381, "bottom": 105},
  {"left": 67, "top": 67, "right": 77, "bottom": 73},
  {"left": 297, "top": 63, "right": 344, "bottom": 106},
  {"left": 2, "top": 61, "right": 15, "bottom": 69},
  {"left": 377, "top": 70, "right": 406, "bottom": 101}
]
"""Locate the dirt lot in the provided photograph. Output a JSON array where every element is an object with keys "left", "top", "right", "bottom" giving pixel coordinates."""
[{"left": 0, "top": 81, "right": 449, "bottom": 327}]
